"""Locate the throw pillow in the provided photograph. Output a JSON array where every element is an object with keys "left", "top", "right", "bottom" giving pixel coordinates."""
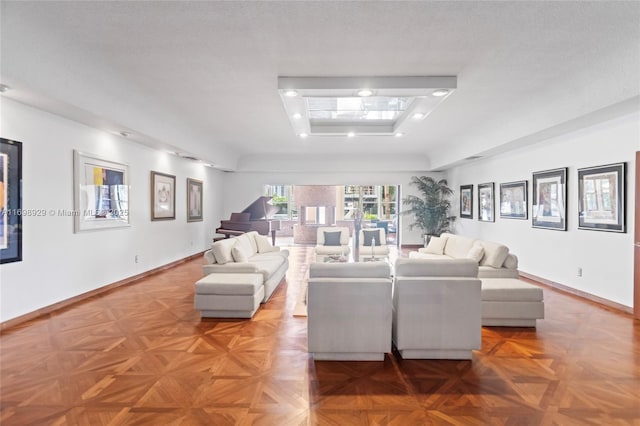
[
  {"left": 466, "top": 243, "right": 485, "bottom": 263},
  {"left": 231, "top": 245, "right": 249, "bottom": 263},
  {"left": 362, "top": 229, "right": 381, "bottom": 246},
  {"left": 503, "top": 254, "right": 518, "bottom": 269},
  {"left": 424, "top": 236, "right": 447, "bottom": 255},
  {"left": 479, "top": 241, "right": 510, "bottom": 269},
  {"left": 211, "top": 238, "right": 236, "bottom": 265},
  {"left": 323, "top": 231, "right": 342, "bottom": 246},
  {"left": 255, "top": 234, "right": 275, "bottom": 253}
]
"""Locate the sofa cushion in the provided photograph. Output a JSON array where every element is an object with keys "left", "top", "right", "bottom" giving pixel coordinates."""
[
  {"left": 253, "top": 234, "right": 277, "bottom": 253},
  {"left": 466, "top": 243, "right": 485, "bottom": 263},
  {"left": 395, "top": 258, "right": 479, "bottom": 277},
  {"left": 248, "top": 256, "right": 286, "bottom": 281},
  {"left": 409, "top": 252, "right": 454, "bottom": 260},
  {"left": 204, "top": 250, "right": 217, "bottom": 264},
  {"left": 503, "top": 254, "right": 518, "bottom": 269},
  {"left": 212, "top": 238, "right": 237, "bottom": 265},
  {"left": 245, "top": 231, "right": 259, "bottom": 254},
  {"left": 424, "top": 236, "right": 447, "bottom": 255},
  {"left": 481, "top": 278, "right": 543, "bottom": 302},
  {"left": 441, "top": 233, "right": 476, "bottom": 259},
  {"left": 309, "top": 261, "right": 390, "bottom": 279},
  {"left": 231, "top": 245, "right": 249, "bottom": 262},
  {"left": 479, "top": 241, "right": 510, "bottom": 269},
  {"left": 236, "top": 234, "right": 257, "bottom": 257},
  {"left": 362, "top": 229, "right": 381, "bottom": 246},
  {"left": 324, "top": 231, "right": 342, "bottom": 246}
]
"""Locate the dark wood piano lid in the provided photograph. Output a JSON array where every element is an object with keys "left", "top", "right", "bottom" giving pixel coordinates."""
[{"left": 241, "top": 196, "right": 278, "bottom": 220}]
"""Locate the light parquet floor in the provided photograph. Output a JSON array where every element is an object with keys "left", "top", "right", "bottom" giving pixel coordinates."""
[{"left": 1, "top": 245, "right": 639, "bottom": 425}]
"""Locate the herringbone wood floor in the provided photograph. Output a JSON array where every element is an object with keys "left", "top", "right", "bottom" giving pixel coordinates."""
[{"left": 1, "top": 245, "right": 639, "bottom": 425}]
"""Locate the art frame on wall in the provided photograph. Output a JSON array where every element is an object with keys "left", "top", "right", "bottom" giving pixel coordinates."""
[
  {"left": 478, "top": 182, "right": 494, "bottom": 222},
  {"left": 0, "top": 138, "right": 23, "bottom": 264},
  {"left": 460, "top": 184, "right": 473, "bottom": 219},
  {"left": 499, "top": 180, "right": 528, "bottom": 220},
  {"left": 578, "top": 162, "right": 625, "bottom": 233},
  {"left": 74, "top": 150, "right": 130, "bottom": 232},
  {"left": 532, "top": 167, "right": 567, "bottom": 231},
  {"left": 151, "top": 171, "right": 176, "bottom": 221},
  {"left": 187, "top": 178, "right": 203, "bottom": 222}
]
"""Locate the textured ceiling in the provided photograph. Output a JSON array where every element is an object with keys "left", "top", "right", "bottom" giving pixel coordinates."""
[{"left": 1, "top": 1, "right": 639, "bottom": 171}]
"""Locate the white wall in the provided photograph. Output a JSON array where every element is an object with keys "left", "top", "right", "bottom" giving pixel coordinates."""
[
  {"left": 222, "top": 171, "right": 442, "bottom": 246},
  {"left": 0, "top": 99, "right": 225, "bottom": 322},
  {"left": 447, "top": 112, "right": 639, "bottom": 308}
]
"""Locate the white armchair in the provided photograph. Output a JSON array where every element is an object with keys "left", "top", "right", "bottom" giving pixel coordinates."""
[
  {"left": 392, "top": 258, "right": 482, "bottom": 360},
  {"left": 358, "top": 228, "right": 390, "bottom": 261},
  {"left": 315, "top": 226, "right": 351, "bottom": 261},
  {"left": 307, "top": 262, "right": 393, "bottom": 360}
]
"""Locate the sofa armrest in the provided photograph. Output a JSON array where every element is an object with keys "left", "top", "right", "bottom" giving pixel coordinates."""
[{"left": 202, "top": 263, "right": 260, "bottom": 275}]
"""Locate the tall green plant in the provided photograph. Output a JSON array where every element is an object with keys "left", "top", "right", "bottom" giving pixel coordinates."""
[{"left": 402, "top": 176, "right": 456, "bottom": 236}]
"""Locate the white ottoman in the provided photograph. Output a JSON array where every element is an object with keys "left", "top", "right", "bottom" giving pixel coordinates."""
[
  {"left": 194, "top": 273, "right": 265, "bottom": 318},
  {"left": 481, "top": 278, "right": 545, "bottom": 327}
]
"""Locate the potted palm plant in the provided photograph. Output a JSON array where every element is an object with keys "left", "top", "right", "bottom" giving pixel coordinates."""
[{"left": 402, "top": 176, "right": 456, "bottom": 246}]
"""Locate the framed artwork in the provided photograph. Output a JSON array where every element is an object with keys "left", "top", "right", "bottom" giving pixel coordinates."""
[
  {"left": 532, "top": 167, "right": 567, "bottom": 231},
  {"left": 478, "top": 182, "right": 495, "bottom": 222},
  {"left": 151, "top": 171, "right": 176, "bottom": 221},
  {"left": 578, "top": 162, "right": 625, "bottom": 232},
  {"left": 74, "top": 150, "right": 130, "bottom": 232},
  {"left": 187, "top": 178, "right": 203, "bottom": 222},
  {"left": 460, "top": 184, "right": 473, "bottom": 219},
  {"left": 500, "top": 180, "right": 528, "bottom": 219},
  {"left": 0, "top": 138, "right": 23, "bottom": 264}
]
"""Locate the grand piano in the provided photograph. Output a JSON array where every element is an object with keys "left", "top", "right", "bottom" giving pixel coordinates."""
[{"left": 215, "top": 196, "right": 281, "bottom": 245}]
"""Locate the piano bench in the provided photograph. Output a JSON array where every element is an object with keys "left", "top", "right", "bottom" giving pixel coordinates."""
[{"left": 194, "top": 273, "right": 265, "bottom": 319}]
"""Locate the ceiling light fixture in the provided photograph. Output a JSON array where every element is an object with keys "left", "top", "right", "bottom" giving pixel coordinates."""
[
  {"left": 0, "top": 84, "right": 10, "bottom": 93},
  {"left": 347, "top": 132, "right": 355, "bottom": 138},
  {"left": 299, "top": 132, "right": 308, "bottom": 138},
  {"left": 278, "top": 76, "right": 457, "bottom": 138},
  {"left": 394, "top": 132, "right": 404, "bottom": 137}
]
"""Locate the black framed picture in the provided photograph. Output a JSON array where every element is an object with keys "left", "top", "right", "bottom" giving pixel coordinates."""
[
  {"left": 478, "top": 182, "right": 494, "bottom": 222},
  {"left": 578, "top": 162, "right": 625, "bottom": 232},
  {"left": 499, "top": 181, "right": 528, "bottom": 219},
  {"left": 532, "top": 167, "right": 567, "bottom": 231},
  {"left": 460, "top": 185, "right": 473, "bottom": 219},
  {"left": 0, "top": 138, "right": 23, "bottom": 264}
]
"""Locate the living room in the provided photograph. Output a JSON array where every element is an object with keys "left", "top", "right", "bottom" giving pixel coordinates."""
[{"left": 1, "top": 1, "right": 639, "bottom": 424}]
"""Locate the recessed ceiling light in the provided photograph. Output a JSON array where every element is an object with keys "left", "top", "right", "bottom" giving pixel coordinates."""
[
  {"left": 347, "top": 132, "right": 355, "bottom": 138},
  {"left": 299, "top": 132, "right": 308, "bottom": 138},
  {"left": 432, "top": 89, "right": 449, "bottom": 97},
  {"left": 394, "top": 132, "right": 404, "bottom": 137},
  {"left": 0, "top": 84, "right": 10, "bottom": 93},
  {"left": 292, "top": 113, "right": 302, "bottom": 119},
  {"left": 284, "top": 90, "right": 298, "bottom": 97},
  {"left": 357, "top": 89, "right": 373, "bottom": 97},
  {"left": 412, "top": 113, "right": 425, "bottom": 120}
]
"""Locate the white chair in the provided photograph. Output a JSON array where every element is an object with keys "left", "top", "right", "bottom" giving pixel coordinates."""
[
  {"left": 315, "top": 226, "right": 351, "bottom": 261},
  {"left": 307, "top": 262, "right": 393, "bottom": 360},
  {"left": 392, "top": 258, "right": 482, "bottom": 360},
  {"left": 358, "top": 227, "right": 390, "bottom": 261}
]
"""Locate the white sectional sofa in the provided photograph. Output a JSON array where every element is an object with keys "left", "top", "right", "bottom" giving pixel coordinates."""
[
  {"left": 409, "top": 232, "right": 519, "bottom": 278},
  {"left": 307, "top": 261, "right": 393, "bottom": 361},
  {"left": 202, "top": 231, "right": 289, "bottom": 303}
]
